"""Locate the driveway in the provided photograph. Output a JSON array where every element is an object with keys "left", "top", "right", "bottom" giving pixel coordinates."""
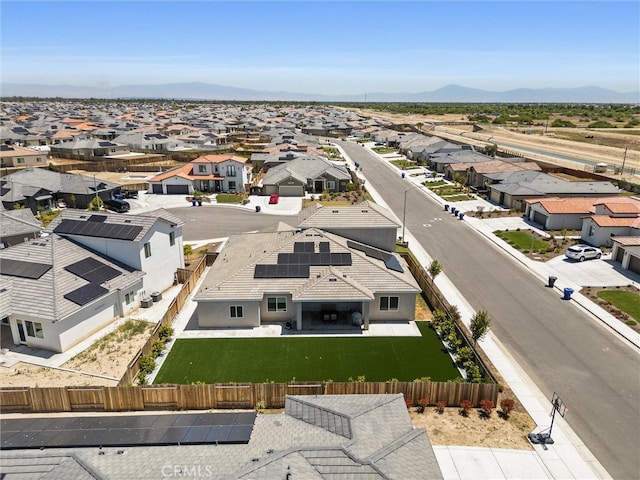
[{"left": 545, "top": 254, "right": 640, "bottom": 288}]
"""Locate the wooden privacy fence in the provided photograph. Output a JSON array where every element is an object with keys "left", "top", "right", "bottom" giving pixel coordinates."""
[
  {"left": 118, "top": 254, "right": 212, "bottom": 386},
  {"left": 0, "top": 381, "right": 498, "bottom": 413}
]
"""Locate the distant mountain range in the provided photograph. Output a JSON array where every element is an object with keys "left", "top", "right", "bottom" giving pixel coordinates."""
[{"left": 1, "top": 82, "right": 638, "bottom": 103}]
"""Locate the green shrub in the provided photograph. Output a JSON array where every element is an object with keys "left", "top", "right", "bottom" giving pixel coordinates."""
[
  {"left": 158, "top": 324, "right": 174, "bottom": 343},
  {"left": 138, "top": 354, "right": 156, "bottom": 375},
  {"left": 151, "top": 340, "right": 166, "bottom": 357},
  {"left": 183, "top": 244, "right": 193, "bottom": 256}
]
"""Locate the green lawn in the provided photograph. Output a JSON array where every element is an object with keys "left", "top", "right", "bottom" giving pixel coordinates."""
[
  {"left": 215, "top": 194, "right": 244, "bottom": 204},
  {"left": 494, "top": 230, "right": 550, "bottom": 253},
  {"left": 597, "top": 290, "right": 640, "bottom": 321},
  {"left": 154, "top": 322, "right": 459, "bottom": 384}
]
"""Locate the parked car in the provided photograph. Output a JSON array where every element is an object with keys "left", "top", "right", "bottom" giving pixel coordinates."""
[
  {"left": 565, "top": 244, "right": 602, "bottom": 262},
  {"left": 104, "top": 198, "right": 130, "bottom": 213},
  {"left": 269, "top": 194, "right": 279, "bottom": 204},
  {"left": 120, "top": 190, "right": 138, "bottom": 199}
]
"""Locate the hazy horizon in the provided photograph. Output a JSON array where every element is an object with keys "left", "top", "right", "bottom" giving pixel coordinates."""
[{"left": 2, "top": 1, "right": 638, "bottom": 95}]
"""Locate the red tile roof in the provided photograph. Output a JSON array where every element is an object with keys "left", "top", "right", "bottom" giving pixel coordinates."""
[{"left": 192, "top": 154, "right": 248, "bottom": 164}]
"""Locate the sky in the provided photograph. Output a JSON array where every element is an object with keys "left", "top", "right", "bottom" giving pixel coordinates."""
[{"left": 1, "top": 1, "right": 638, "bottom": 95}]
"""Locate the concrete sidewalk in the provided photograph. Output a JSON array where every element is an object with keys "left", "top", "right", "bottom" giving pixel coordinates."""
[{"left": 357, "top": 146, "right": 614, "bottom": 479}]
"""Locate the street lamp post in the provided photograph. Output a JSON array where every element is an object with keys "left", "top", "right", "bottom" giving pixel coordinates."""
[{"left": 401, "top": 185, "right": 420, "bottom": 245}]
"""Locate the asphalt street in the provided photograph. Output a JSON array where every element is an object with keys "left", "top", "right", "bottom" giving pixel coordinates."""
[
  {"left": 173, "top": 205, "right": 297, "bottom": 240},
  {"left": 336, "top": 140, "right": 640, "bottom": 480}
]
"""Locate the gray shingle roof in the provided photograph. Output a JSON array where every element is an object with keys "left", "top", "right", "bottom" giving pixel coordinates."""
[
  {"left": 0, "top": 235, "right": 144, "bottom": 321},
  {"left": 195, "top": 228, "right": 418, "bottom": 302},
  {"left": 298, "top": 201, "right": 400, "bottom": 229},
  {"left": 0, "top": 394, "right": 442, "bottom": 479},
  {"left": 0, "top": 168, "right": 121, "bottom": 198}
]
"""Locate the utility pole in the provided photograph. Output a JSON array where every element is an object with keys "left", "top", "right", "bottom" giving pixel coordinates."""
[
  {"left": 93, "top": 174, "right": 100, "bottom": 209},
  {"left": 621, "top": 148, "right": 628, "bottom": 176}
]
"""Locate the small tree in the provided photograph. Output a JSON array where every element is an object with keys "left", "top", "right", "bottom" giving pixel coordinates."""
[
  {"left": 427, "top": 259, "right": 442, "bottom": 280},
  {"left": 499, "top": 398, "right": 516, "bottom": 419},
  {"left": 470, "top": 310, "right": 491, "bottom": 346},
  {"left": 459, "top": 399, "right": 473, "bottom": 417},
  {"left": 89, "top": 196, "right": 103, "bottom": 211},
  {"left": 479, "top": 399, "right": 495, "bottom": 419}
]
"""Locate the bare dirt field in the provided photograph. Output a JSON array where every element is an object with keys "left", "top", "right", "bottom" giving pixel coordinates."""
[{"left": 349, "top": 108, "right": 640, "bottom": 183}]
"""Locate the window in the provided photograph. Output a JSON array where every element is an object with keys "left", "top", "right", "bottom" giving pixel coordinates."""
[
  {"left": 379, "top": 296, "right": 399, "bottom": 311},
  {"left": 588, "top": 225, "right": 595, "bottom": 237},
  {"left": 214, "top": 165, "right": 219, "bottom": 173},
  {"left": 228, "top": 181, "right": 236, "bottom": 190},
  {"left": 144, "top": 242, "right": 152, "bottom": 258},
  {"left": 198, "top": 164, "right": 207, "bottom": 173},
  {"left": 230, "top": 305, "right": 243, "bottom": 318},
  {"left": 169, "top": 231, "right": 175, "bottom": 246},
  {"left": 326, "top": 181, "right": 335, "bottom": 190},
  {"left": 226, "top": 165, "right": 236, "bottom": 176},
  {"left": 17, "top": 158, "right": 25, "bottom": 164},
  {"left": 125, "top": 291, "right": 135, "bottom": 305},
  {"left": 36, "top": 157, "right": 43, "bottom": 162},
  {"left": 111, "top": 148, "right": 116, "bottom": 153},
  {"left": 267, "top": 297, "right": 287, "bottom": 312},
  {"left": 25, "top": 321, "right": 44, "bottom": 339}
]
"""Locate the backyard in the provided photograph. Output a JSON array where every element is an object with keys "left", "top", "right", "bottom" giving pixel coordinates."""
[{"left": 154, "top": 322, "right": 460, "bottom": 384}]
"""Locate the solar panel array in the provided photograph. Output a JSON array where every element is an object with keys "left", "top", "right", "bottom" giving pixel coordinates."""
[
  {"left": 64, "top": 283, "right": 109, "bottom": 306},
  {"left": 277, "top": 252, "right": 352, "bottom": 266},
  {"left": 254, "top": 264, "right": 310, "bottom": 279},
  {"left": 88, "top": 214, "right": 107, "bottom": 223},
  {"left": 1, "top": 412, "right": 256, "bottom": 449},
  {"left": 347, "top": 240, "right": 404, "bottom": 273},
  {"left": 65, "top": 257, "right": 121, "bottom": 284},
  {"left": 0, "top": 259, "right": 52, "bottom": 279},
  {"left": 254, "top": 241, "right": 352, "bottom": 279},
  {"left": 54, "top": 219, "right": 143, "bottom": 241}
]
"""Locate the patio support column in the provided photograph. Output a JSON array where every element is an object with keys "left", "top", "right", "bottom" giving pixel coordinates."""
[
  {"left": 362, "top": 302, "right": 370, "bottom": 330},
  {"left": 296, "top": 303, "right": 302, "bottom": 331}
]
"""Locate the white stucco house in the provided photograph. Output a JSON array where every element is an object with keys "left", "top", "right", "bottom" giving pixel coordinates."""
[
  {"left": 0, "top": 209, "right": 186, "bottom": 352},
  {"left": 147, "top": 154, "right": 250, "bottom": 195}
]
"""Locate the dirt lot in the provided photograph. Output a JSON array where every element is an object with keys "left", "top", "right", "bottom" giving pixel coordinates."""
[
  {"left": 410, "top": 404, "right": 536, "bottom": 450},
  {"left": 348, "top": 108, "right": 640, "bottom": 182}
]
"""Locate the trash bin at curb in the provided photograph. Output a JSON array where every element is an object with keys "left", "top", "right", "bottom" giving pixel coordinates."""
[
  {"left": 451, "top": 207, "right": 457, "bottom": 215},
  {"left": 444, "top": 204, "right": 449, "bottom": 211},
  {"left": 401, "top": 172, "right": 406, "bottom": 178},
  {"left": 548, "top": 276, "right": 558, "bottom": 288},
  {"left": 563, "top": 287, "right": 574, "bottom": 300},
  {"left": 458, "top": 212, "right": 465, "bottom": 220},
  {"left": 255, "top": 205, "right": 261, "bottom": 212}
]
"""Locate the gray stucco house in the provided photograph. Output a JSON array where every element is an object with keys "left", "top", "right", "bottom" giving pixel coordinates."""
[{"left": 261, "top": 156, "right": 352, "bottom": 196}]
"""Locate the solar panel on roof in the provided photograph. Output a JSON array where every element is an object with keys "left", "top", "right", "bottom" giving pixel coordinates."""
[
  {"left": 319, "top": 252, "right": 331, "bottom": 265},
  {"left": 64, "top": 283, "right": 108, "bottom": 306},
  {"left": 65, "top": 257, "right": 121, "bottom": 284},
  {"left": 0, "top": 258, "right": 51, "bottom": 279},
  {"left": 54, "top": 219, "right": 142, "bottom": 241},
  {"left": 319, "top": 242, "right": 330, "bottom": 253},
  {"left": 88, "top": 215, "right": 107, "bottom": 223},
  {"left": 347, "top": 240, "right": 403, "bottom": 273}
]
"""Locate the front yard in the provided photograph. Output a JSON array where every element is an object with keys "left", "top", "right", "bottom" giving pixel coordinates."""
[{"left": 154, "top": 322, "right": 460, "bottom": 384}]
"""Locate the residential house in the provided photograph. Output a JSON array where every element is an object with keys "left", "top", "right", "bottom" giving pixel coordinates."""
[
  {"left": 0, "top": 168, "right": 121, "bottom": 213},
  {"left": 113, "top": 132, "right": 183, "bottom": 153},
  {"left": 49, "top": 138, "right": 130, "bottom": 158},
  {"left": 579, "top": 198, "right": 640, "bottom": 249},
  {"left": 0, "top": 394, "right": 443, "bottom": 479},
  {"left": 611, "top": 237, "right": 640, "bottom": 275},
  {"left": 261, "top": 156, "right": 351, "bottom": 196},
  {"left": 484, "top": 170, "right": 620, "bottom": 211},
  {"left": 194, "top": 226, "right": 419, "bottom": 331},
  {"left": 0, "top": 234, "right": 145, "bottom": 352},
  {"left": 48, "top": 208, "right": 185, "bottom": 295},
  {"left": 524, "top": 196, "right": 637, "bottom": 232},
  {"left": 466, "top": 160, "right": 541, "bottom": 190},
  {"left": 147, "top": 154, "right": 250, "bottom": 194},
  {"left": 298, "top": 201, "right": 400, "bottom": 251},
  {"left": 0, "top": 145, "right": 48, "bottom": 168},
  {"left": 0, "top": 204, "right": 42, "bottom": 248}
]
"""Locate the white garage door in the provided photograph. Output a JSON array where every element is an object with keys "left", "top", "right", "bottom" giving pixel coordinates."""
[{"left": 278, "top": 185, "right": 304, "bottom": 197}]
